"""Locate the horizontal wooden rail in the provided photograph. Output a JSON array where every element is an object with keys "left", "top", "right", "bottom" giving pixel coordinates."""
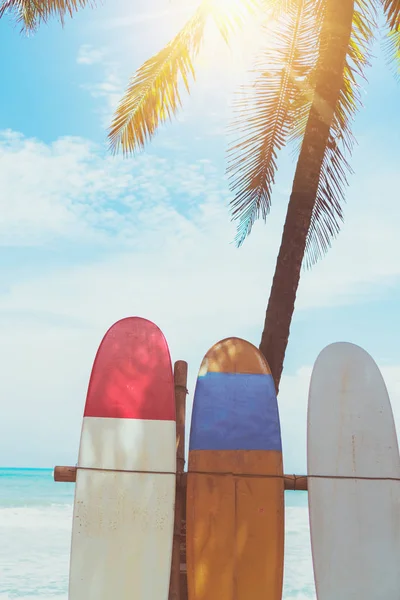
[
  {"left": 53, "top": 466, "right": 308, "bottom": 490},
  {"left": 54, "top": 463, "right": 307, "bottom": 592}
]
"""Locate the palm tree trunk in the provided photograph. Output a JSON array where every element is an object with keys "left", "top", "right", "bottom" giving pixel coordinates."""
[{"left": 259, "top": 0, "right": 355, "bottom": 392}]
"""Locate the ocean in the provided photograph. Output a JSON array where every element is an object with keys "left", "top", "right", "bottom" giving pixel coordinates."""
[{"left": 0, "top": 468, "right": 315, "bottom": 599}]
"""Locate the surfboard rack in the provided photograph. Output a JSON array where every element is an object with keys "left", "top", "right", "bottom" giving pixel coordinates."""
[
  {"left": 54, "top": 466, "right": 308, "bottom": 489},
  {"left": 53, "top": 359, "right": 307, "bottom": 600}
]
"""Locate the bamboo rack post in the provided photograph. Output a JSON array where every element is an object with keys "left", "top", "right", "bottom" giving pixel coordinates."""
[{"left": 169, "top": 360, "right": 188, "bottom": 600}]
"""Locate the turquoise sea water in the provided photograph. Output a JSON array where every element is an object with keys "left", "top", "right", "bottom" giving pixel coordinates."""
[{"left": 0, "top": 468, "right": 315, "bottom": 599}]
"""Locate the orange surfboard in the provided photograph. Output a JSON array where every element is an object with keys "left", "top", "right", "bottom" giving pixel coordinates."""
[{"left": 186, "top": 338, "right": 284, "bottom": 600}]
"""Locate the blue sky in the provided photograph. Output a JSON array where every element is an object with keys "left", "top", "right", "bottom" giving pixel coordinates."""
[{"left": 0, "top": 0, "right": 399, "bottom": 470}]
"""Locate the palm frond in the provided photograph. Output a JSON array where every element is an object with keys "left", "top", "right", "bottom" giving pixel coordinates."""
[
  {"left": 382, "top": 0, "right": 400, "bottom": 29},
  {"left": 303, "top": 0, "right": 377, "bottom": 267},
  {"left": 108, "top": 2, "right": 209, "bottom": 156},
  {"left": 211, "top": 0, "right": 260, "bottom": 44},
  {"left": 227, "top": 0, "right": 320, "bottom": 246},
  {"left": 382, "top": 0, "right": 400, "bottom": 80},
  {"left": 385, "top": 28, "right": 400, "bottom": 78},
  {"left": 0, "top": 0, "right": 94, "bottom": 30},
  {"left": 109, "top": 0, "right": 258, "bottom": 156}
]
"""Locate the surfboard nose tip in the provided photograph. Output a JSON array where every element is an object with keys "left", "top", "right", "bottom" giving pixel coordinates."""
[{"left": 200, "top": 337, "right": 271, "bottom": 376}]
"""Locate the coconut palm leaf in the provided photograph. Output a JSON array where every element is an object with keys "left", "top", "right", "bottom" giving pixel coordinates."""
[
  {"left": 0, "top": 0, "right": 94, "bottom": 30},
  {"left": 385, "top": 28, "right": 400, "bottom": 78},
  {"left": 303, "top": 0, "right": 377, "bottom": 266},
  {"left": 382, "top": 0, "right": 400, "bottom": 79},
  {"left": 109, "top": 0, "right": 258, "bottom": 156},
  {"left": 108, "top": 3, "right": 208, "bottom": 156},
  {"left": 382, "top": 0, "right": 400, "bottom": 29},
  {"left": 228, "top": 0, "right": 376, "bottom": 262},
  {"left": 227, "top": 0, "right": 320, "bottom": 246},
  {"left": 212, "top": 0, "right": 260, "bottom": 44}
]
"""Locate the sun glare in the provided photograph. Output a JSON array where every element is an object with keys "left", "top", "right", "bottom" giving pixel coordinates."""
[
  {"left": 212, "top": 0, "right": 240, "bottom": 9},
  {"left": 194, "top": 0, "right": 264, "bottom": 79},
  {"left": 211, "top": 0, "right": 253, "bottom": 20}
]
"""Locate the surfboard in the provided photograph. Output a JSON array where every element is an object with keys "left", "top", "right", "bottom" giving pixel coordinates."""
[
  {"left": 68, "top": 317, "right": 176, "bottom": 600},
  {"left": 186, "top": 337, "right": 284, "bottom": 600},
  {"left": 308, "top": 342, "right": 400, "bottom": 600}
]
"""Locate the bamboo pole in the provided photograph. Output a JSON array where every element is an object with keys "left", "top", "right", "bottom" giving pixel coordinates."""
[
  {"left": 169, "top": 360, "right": 188, "bottom": 600},
  {"left": 54, "top": 467, "right": 308, "bottom": 491}
]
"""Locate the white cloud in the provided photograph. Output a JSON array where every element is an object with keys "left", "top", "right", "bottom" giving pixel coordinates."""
[
  {"left": 0, "top": 128, "right": 399, "bottom": 467},
  {"left": 0, "top": 130, "right": 230, "bottom": 247},
  {"left": 77, "top": 44, "right": 107, "bottom": 65},
  {"left": 80, "top": 66, "right": 123, "bottom": 127},
  {"left": 76, "top": 43, "right": 124, "bottom": 128}
]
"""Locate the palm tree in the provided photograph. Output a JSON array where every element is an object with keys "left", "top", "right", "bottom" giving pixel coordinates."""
[
  {"left": 3, "top": 0, "right": 399, "bottom": 391},
  {"left": 108, "top": 0, "right": 400, "bottom": 392},
  {"left": 0, "top": 0, "right": 95, "bottom": 28}
]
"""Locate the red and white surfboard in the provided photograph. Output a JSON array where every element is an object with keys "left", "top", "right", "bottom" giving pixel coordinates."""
[{"left": 68, "top": 317, "right": 176, "bottom": 600}]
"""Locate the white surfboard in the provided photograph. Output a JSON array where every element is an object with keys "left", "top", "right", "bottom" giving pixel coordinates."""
[
  {"left": 68, "top": 317, "right": 176, "bottom": 600},
  {"left": 308, "top": 342, "right": 400, "bottom": 600}
]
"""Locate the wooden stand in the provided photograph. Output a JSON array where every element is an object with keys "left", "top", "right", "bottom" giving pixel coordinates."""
[
  {"left": 54, "top": 359, "right": 307, "bottom": 600},
  {"left": 170, "top": 361, "right": 187, "bottom": 600},
  {"left": 54, "top": 466, "right": 308, "bottom": 490}
]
